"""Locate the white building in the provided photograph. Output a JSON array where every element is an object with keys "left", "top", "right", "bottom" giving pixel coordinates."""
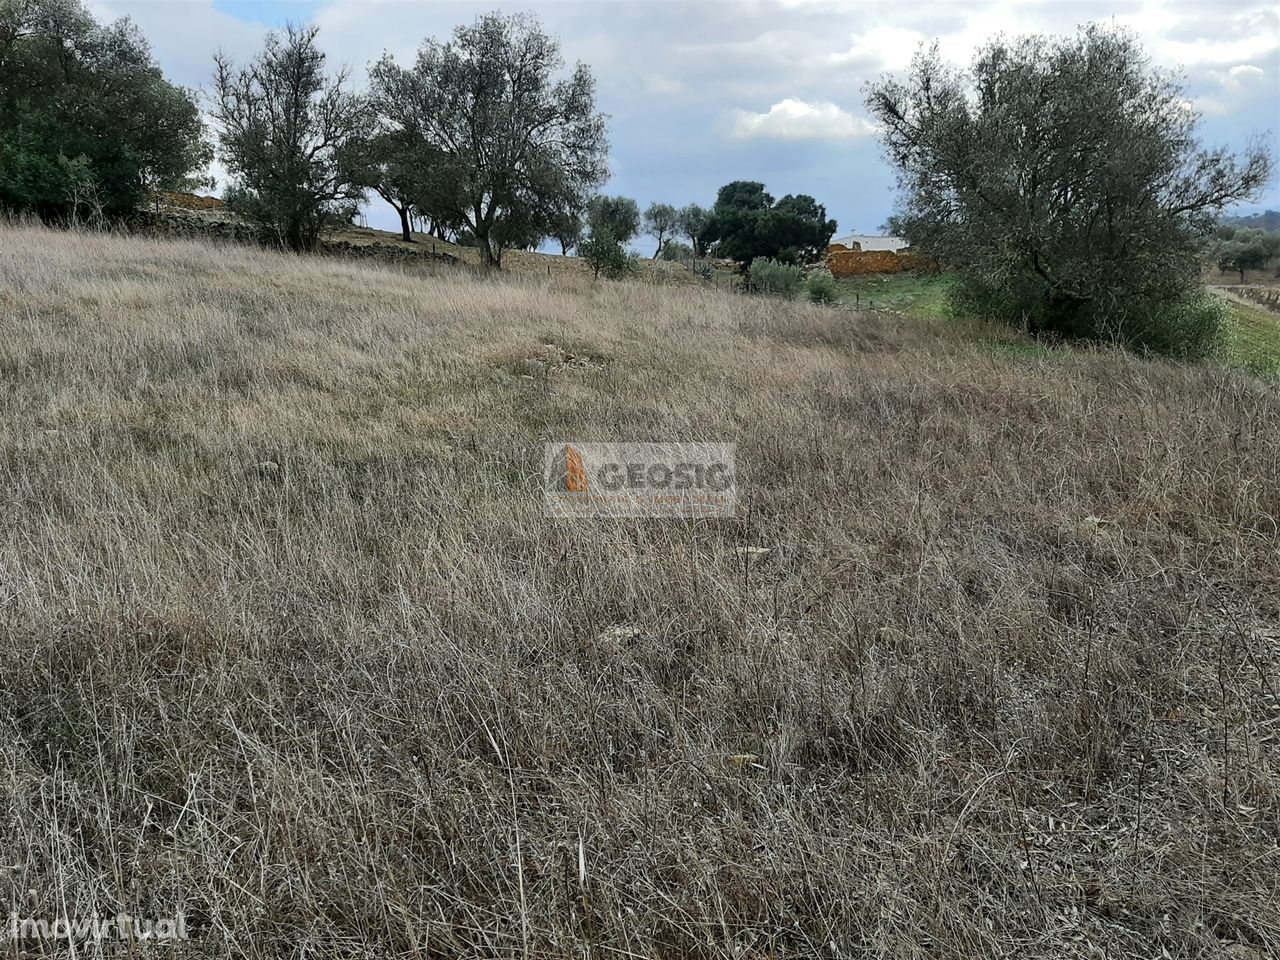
[{"left": 832, "top": 234, "right": 910, "bottom": 252}]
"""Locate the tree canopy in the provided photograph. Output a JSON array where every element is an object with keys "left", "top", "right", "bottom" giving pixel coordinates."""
[
  {"left": 643, "top": 202, "right": 679, "bottom": 257},
  {"left": 677, "top": 203, "right": 709, "bottom": 256},
  {"left": 370, "top": 12, "right": 608, "bottom": 268},
  {"left": 0, "top": 0, "right": 208, "bottom": 219},
  {"left": 587, "top": 195, "right": 640, "bottom": 246},
  {"left": 698, "top": 181, "right": 836, "bottom": 266},
  {"left": 350, "top": 129, "right": 431, "bottom": 243},
  {"left": 1218, "top": 228, "right": 1272, "bottom": 282},
  {"left": 865, "top": 25, "right": 1272, "bottom": 352},
  {"left": 212, "top": 25, "right": 368, "bottom": 252}
]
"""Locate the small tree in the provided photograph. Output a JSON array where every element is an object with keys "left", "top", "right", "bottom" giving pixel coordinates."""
[
  {"left": 579, "top": 231, "right": 631, "bottom": 279},
  {"left": 587, "top": 195, "right": 639, "bottom": 246},
  {"left": 1264, "top": 233, "right": 1280, "bottom": 266},
  {"left": 643, "top": 202, "right": 679, "bottom": 257},
  {"left": 806, "top": 269, "right": 840, "bottom": 304},
  {"left": 212, "top": 25, "right": 368, "bottom": 252},
  {"left": 370, "top": 13, "right": 608, "bottom": 268},
  {"left": 865, "top": 26, "right": 1272, "bottom": 351},
  {"left": 677, "top": 203, "right": 709, "bottom": 255},
  {"left": 546, "top": 204, "right": 584, "bottom": 255},
  {"left": 350, "top": 129, "right": 428, "bottom": 242},
  {"left": 660, "top": 239, "right": 693, "bottom": 262},
  {"left": 1219, "top": 231, "right": 1269, "bottom": 282},
  {"left": 748, "top": 257, "right": 804, "bottom": 296}
]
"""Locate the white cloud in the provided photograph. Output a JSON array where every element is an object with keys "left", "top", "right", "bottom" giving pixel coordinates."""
[
  {"left": 1195, "top": 62, "right": 1269, "bottom": 114},
  {"left": 826, "top": 25, "right": 925, "bottom": 71},
  {"left": 87, "top": 0, "right": 267, "bottom": 89},
  {"left": 728, "top": 98, "right": 878, "bottom": 140},
  {"left": 1226, "top": 63, "right": 1266, "bottom": 83}
]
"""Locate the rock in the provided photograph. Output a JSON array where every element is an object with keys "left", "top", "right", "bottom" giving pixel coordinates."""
[{"left": 596, "top": 624, "right": 644, "bottom": 645}]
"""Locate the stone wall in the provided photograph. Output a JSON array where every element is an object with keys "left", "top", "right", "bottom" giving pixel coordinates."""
[
  {"left": 123, "top": 210, "right": 459, "bottom": 267},
  {"left": 827, "top": 249, "right": 926, "bottom": 277},
  {"left": 126, "top": 209, "right": 259, "bottom": 244}
]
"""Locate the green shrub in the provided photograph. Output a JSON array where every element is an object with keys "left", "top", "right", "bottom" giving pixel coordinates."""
[
  {"left": 1112, "top": 293, "right": 1226, "bottom": 360},
  {"left": 948, "top": 277, "right": 1225, "bottom": 359},
  {"left": 579, "top": 232, "right": 633, "bottom": 279},
  {"left": 805, "top": 269, "right": 839, "bottom": 304},
  {"left": 748, "top": 257, "right": 803, "bottom": 297}
]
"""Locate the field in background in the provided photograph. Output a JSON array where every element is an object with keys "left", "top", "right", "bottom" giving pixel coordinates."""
[
  {"left": 1224, "top": 300, "right": 1280, "bottom": 374},
  {"left": 1, "top": 224, "right": 1278, "bottom": 957},
  {"left": 836, "top": 270, "right": 1280, "bottom": 374}
]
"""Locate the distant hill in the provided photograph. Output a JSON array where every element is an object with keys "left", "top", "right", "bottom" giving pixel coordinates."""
[{"left": 1224, "top": 209, "right": 1280, "bottom": 233}]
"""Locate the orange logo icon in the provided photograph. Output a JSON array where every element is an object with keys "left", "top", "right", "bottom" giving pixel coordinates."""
[{"left": 563, "top": 444, "right": 588, "bottom": 492}]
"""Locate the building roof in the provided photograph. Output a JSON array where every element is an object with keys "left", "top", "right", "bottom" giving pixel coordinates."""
[{"left": 833, "top": 234, "right": 909, "bottom": 252}]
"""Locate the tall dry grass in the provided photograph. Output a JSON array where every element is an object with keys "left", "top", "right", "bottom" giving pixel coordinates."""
[{"left": 0, "top": 223, "right": 1278, "bottom": 957}]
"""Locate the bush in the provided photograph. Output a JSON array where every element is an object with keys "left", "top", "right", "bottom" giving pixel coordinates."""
[
  {"left": 748, "top": 257, "right": 803, "bottom": 297},
  {"left": 806, "top": 269, "right": 840, "bottom": 304},
  {"left": 1112, "top": 293, "right": 1226, "bottom": 361},
  {"left": 949, "top": 277, "right": 1225, "bottom": 359},
  {"left": 579, "top": 232, "right": 633, "bottom": 279}
]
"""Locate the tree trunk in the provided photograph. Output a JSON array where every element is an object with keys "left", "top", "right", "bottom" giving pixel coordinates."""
[
  {"left": 477, "top": 231, "right": 497, "bottom": 269},
  {"left": 398, "top": 206, "right": 413, "bottom": 243}
]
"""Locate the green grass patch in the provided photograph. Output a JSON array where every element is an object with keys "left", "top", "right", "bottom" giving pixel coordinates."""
[
  {"left": 834, "top": 271, "right": 956, "bottom": 320},
  {"left": 1223, "top": 300, "right": 1280, "bottom": 376}
]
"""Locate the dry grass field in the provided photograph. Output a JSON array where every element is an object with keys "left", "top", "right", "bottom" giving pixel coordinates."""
[{"left": 1, "top": 224, "right": 1278, "bottom": 957}]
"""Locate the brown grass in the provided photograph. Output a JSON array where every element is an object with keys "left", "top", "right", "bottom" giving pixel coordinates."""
[{"left": 1, "top": 223, "right": 1278, "bottom": 957}]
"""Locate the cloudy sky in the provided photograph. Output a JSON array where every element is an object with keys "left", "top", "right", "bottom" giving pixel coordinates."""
[{"left": 89, "top": 0, "right": 1280, "bottom": 243}]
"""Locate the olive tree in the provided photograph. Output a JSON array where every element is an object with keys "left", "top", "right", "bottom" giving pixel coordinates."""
[
  {"left": 547, "top": 203, "right": 584, "bottom": 255},
  {"left": 350, "top": 129, "right": 426, "bottom": 242},
  {"left": 865, "top": 25, "right": 1272, "bottom": 353},
  {"left": 1218, "top": 229, "right": 1270, "bottom": 282},
  {"left": 677, "top": 203, "right": 709, "bottom": 255},
  {"left": 212, "top": 25, "right": 368, "bottom": 252},
  {"left": 370, "top": 13, "right": 607, "bottom": 268},
  {"left": 643, "top": 202, "right": 679, "bottom": 257},
  {"left": 587, "top": 195, "right": 639, "bottom": 246}
]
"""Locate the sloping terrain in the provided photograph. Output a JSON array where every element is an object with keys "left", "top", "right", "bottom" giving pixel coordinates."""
[
  {"left": 141, "top": 192, "right": 703, "bottom": 285},
  {"left": 1, "top": 225, "right": 1277, "bottom": 957}
]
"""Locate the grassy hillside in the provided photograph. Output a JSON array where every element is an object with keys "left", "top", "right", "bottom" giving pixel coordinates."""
[{"left": 2, "top": 225, "right": 1278, "bottom": 957}]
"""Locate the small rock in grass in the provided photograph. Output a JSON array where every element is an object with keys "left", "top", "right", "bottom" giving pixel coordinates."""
[{"left": 596, "top": 624, "right": 644, "bottom": 645}]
